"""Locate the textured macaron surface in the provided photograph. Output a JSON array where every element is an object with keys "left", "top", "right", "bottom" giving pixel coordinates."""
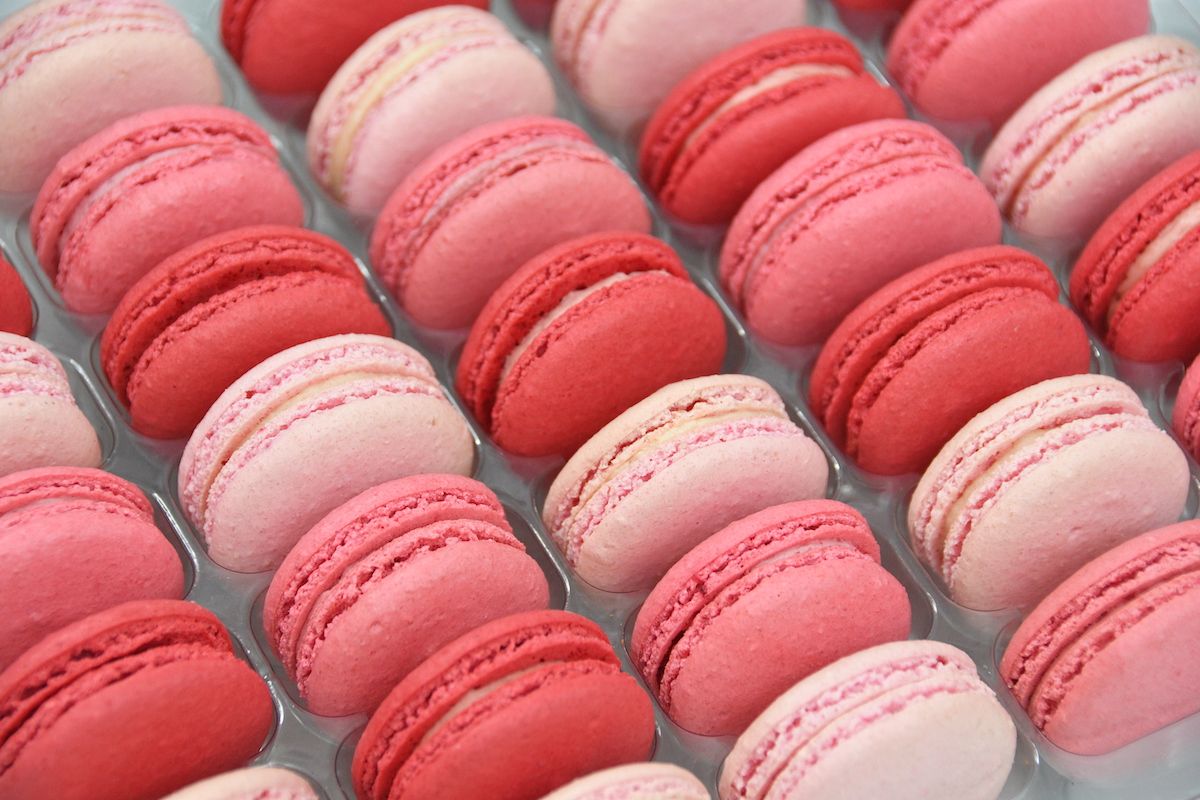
[
  {"left": 720, "top": 640, "right": 1015, "bottom": 800},
  {"left": 1071, "top": 150, "right": 1200, "bottom": 363},
  {"left": 308, "top": 6, "right": 555, "bottom": 216},
  {"left": 982, "top": 35, "right": 1200, "bottom": 243},
  {"left": 458, "top": 232, "right": 727, "bottom": 457},
  {"left": 538, "top": 763, "right": 710, "bottom": 800},
  {"left": 0, "top": 0, "right": 222, "bottom": 193},
  {"left": 0, "top": 258, "right": 32, "bottom": 336},
  {"left": 100, "top": 225, "right": 390, "bottom": 439},
  {"left": 263, "top": 474, "right": 549, "bottom": 715},
  {"left": 910, "top": 374, "right": 1190, "bottom": 610},
  {"left": 632, "top": 500, "right": 911, "bottom": 735},
  {"left": 640, "top": 27, "right": 905, "bottom": 226},
  {"left": 1002, "top": 521, "right": 1200, "bottom": 754},
  {"left": 0, "top": 599, "right": 274, "bottom": 800},
  {"left": 809, "top": 245, "right": 1091, "bottom": 475},
  {"left": 543, "top": 374, "right": 829, "bottom": 592},
  {"left": 31, "top": 105, "right": 305, "bottom": 314},
  {"left": 179, "top": 334, "right": 475, "bottom": 573},
  {"left": 719, "top": 119, "right": 1001, "bottom": 345},
  {"left": 161, "top": 766, "right": 318, "bottom": 800},
  {"left": 1173, "top": 354, "right": 1200, "bottom": 461},
  {"left": 353, "top": 610, "right": 655, "bottom": 800},
  {"left": 371, "top": 116, "right": 650, "bottom": 329}
]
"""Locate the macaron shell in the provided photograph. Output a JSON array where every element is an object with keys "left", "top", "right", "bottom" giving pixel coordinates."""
[
  {"left": 538, "top": 763, "right": 710, "bottom": 800},
  {"left": 161, "top": 767, "right": 318, "bottom": 800},
  {"left": 0, "top": 394, "right": 102, "bottom": 477},
  {"left": 0, "top": 259, "right": 32, "bottom": 336},
  {"left": 1172, "top": 355, "right": 1200, "bottom": 459}
]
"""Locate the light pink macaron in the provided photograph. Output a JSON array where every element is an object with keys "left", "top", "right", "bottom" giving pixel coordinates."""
[
  {"left": 160, "top": 767, "right": 318, "bottom": 800},
  {"left": 539, "top": 763, "right": 710, "bottom": 800}
]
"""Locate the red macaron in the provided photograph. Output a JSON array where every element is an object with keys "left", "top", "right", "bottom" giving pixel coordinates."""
[{"left": 0, "top": 256, "right": 32, "bottom": 336}]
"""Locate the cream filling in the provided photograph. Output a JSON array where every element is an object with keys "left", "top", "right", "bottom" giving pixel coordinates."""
[
  {"left": 417, "top": 664, "right": 543, "bottom": 746},
  {"left": 1110, "top": 199, "right": 1200, "bottom": 322}
]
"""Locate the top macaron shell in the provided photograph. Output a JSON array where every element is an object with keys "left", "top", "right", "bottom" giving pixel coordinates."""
[
  {"left": 0, "top": 257, "right": 33, "bottom": 336},
  {"left": 221, "top": 0, "right": 487, "bottom": 95},
  {"left": 31, "top": 105, "right": 305, "bottom": 314},
  {"left": 308, "top": 6, "right": 556, "bottom": 217},
  {"left": 538, "top": 764, "right": 710, "bottom": 800},
  {"left": 161, "top": 767, "right": 318, "bottom": 800},
  {"left": 1070, "top": 150, "right": 1200, "bottom": 363},
  {"left": 551, "top": 0, "right": 806, "bottom": 133},
  {"left": 982, "top": 35, "right": 1200, "bottom": 245},
  {"left": 371, "top": 116, "right": 651, "bottom": 329},
  {"left": 720, "top": 119, "right": 1002, "bottom": 346},
  {"left": 888, "top": 0, "right": 1150, "bottom": 127},
  {"left": 0, "top": 0, "right": 222, "bottom": 192}
]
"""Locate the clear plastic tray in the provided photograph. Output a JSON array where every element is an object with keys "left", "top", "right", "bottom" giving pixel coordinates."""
[{"left": 2, "top": 0, "right": 1199, "bottom": 797}]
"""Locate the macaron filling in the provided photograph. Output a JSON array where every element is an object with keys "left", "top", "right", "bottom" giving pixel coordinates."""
[{"left": 1108, "top": 199, "right": 1200, "bottom": 322}]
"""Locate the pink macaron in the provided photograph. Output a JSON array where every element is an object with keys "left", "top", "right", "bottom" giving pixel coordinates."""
[
  {"left": 263, "top": 474, "right": 549, "bottom": 716},
  {"left": 371, "top": 116, "right": 650, "bottom": 329},
  {"left": 308, "top": 6, "right": 556, "bottom": 217},
  {"left": 888, "top": 0, "right": 1149, "bottom": 128},
  {"left": 720, "top": 640, "right": 1016, "bottom": 800},
  {"left": 543, "top": 374, "right": 829, "bottom": 592},
  {"left": 31, "top": 106, "right": 305, "bottom": 314},
  {"left": 0, "top": 0, "right": 221, "bottom": 192},
  {"left": 1172, "top": 354, "right": 1200, "bottom": 463},
  {"left": 161, "top": 767, "right": 317, "bottom": 800},
  {"left": 1002, "top": 520, "right": 1200, "bottom": 755},
  {"left": 911, "top": 374, "right": 1190, "bottom": 610},
  {"left": 179, "top": 334, "right": 475, "bottom": 573},
  {"left": 539, "top": 764, "right": 709, "bottom": 800},
  {"left": 551, "top": 0, "right": 806, "bottom": 133},
  {"left": 720, "top": 119, "right": 1002, "bottom": 346},
  {"left": 631, "top": 499, "right": 911, "bottom": 736},
  {"left": 981, "top": 35, "right": 1200, "bottom": 247}
]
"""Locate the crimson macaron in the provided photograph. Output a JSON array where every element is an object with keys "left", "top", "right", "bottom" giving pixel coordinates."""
[
  {"left": 1172, "top": 354, "right": 1200, "bottom": 463},
  {"left": 353, "top": 610, "right": 655, "bottom": 800},
  {"left": 631, "top": 500, "right": 911, "bottom": 736},
  {"left": 101, "top": 225, "right": 390, "bottom": 439},
  {"left": 457, "top": 232, "right": 727, "bottom": 457},
  {"left": 639, "top": 27, "right": 904, "bottom": 226},
  {"left": 809, "top": 245, "right": 1091, "bottom": 475},
  {"left": 0, "top": 257, "right": 32, "bottom": 336},
  {"left": 31, "top": 106, "right": 305, "bottom": 314},
  {"left": 0, "top": 599, "right": 274, "bottom": 800},
  {"left": 1071, "top": 150, "right": 1200, "bottom": 364},
  {"left": 263, "top": 474, "right": 549, "bottom": 716}
]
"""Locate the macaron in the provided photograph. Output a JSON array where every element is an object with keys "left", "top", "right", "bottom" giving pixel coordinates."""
[
  {"left": 833, "top": 0, "right": 911, "bottom": 10},
  {"left": 539, "top": 764, "right": 710, "bottom": 800},
  {"left": 543, "top": 374, "right": 829, "bottom": 592},
  {"left": 910, "top": 374, "right": 1190, "bottom": 610},
  {"left": 551, "top": 0, "right": 805, "bottom": 133},
  {"left": 372, "top": 116, "right": 651, "bottom": 329},
  {"left": 720, "top": 641, "right": 1016, "bottom": 800},
  {"left": 0, "top": 466, "right": 183, "bottom": 670},
  {"left": 457, "top": 232, "right": 727, "bottom": 458},
  {"left": 0, "top": 257, "right": 33, "bottom": 336},
  {"left": 632, "top": 500, "right": 911, "bottom": 736},
  {"left": 352, "top": 610, "right": 656, "bottom": 800},
  {"left": 162, "top": 767, "right": 318, "bottom": 800},
  {"left": 887, "top": 0, "right": 1149, "bottom": 128},
  {"left": 720, "top": 119, "right": 1002, "bottom": 345},
  {"left": 0, "top": 0, "right": 221, "bottom": 192},
  {"left": 1070, "top": 150, "right": 1200, "bottom": 364},
  {"left": 809, "top": 245, "right": 1091, "bottom": 476},
  {"left": 100, "top": 225, "right": 390, "bottom": 439},
  {"left": 639, "top": 28, "right": 905, "bottom": 226},
  {"left": 263, "top": 474, "right": 549, "bottom": 716},
  {"left": 179, "top": 334, "right": 475, "bottom": 573},
  {"left": 0, "top": 599, "right": 274, "bottom": 800},
  {"left": 221, "top": 0, "right": 487, "bottom": 96},
  {"left": 1173, "top": 354, "right": 1200, "bottom": 462},
  {"left": 981, "top": 35, "right": 1200, "bottom": 246},
  {"left": 31, "top": 106, "right": 305, "bottom": 314},
  {"left": 1002, "top": 520, "right": 1200, "bottom": 755},
  {"left": 308, "top": 6, "right": 556, "bottom": 216},
  {"left": 0, "top": 333, "right": 101, "bottom": 477}
]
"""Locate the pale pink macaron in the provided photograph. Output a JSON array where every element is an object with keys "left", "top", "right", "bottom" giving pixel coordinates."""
[
  {"left": 308, "top": 6, "right": 556, "bottom": 216},
  {"left": 981, "top": 35, "right": 1200, "bottom": 247},
  {"left": 720, "top": 640, "right": 1016, "bottom": 800},
  {"left": 160, "top": 767, "right": 318, "bottom": 800},
  {"left": 0, "top": 333, "right": 101, "bottom": 477},
  {"left": 542, "top": 374, "right": 829, "bottom": 593},
  {"left": 550, "top": 0, "right": 805, "bottom": 133},
  {"left": 910, "top": 374, "right": 1190, "bottom": 610},
  {"left": 0, "top": 0, "right": 221, "bottom": 192},
  {"left": 539, "top": 764, "right": 710, "bottom": 800},
  {"left": 179, "top": 334, "right": 475, "bottom": 573}
]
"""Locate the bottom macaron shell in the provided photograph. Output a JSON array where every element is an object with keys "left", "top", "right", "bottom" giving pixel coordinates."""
[
  {"left": 0, "top": 656, "right": 273, "bottom": 800},
  {"left": 850, "top": 288, "right": 1090, "bottom": 475},
  {"left": 0, "top": 395, "right": 102, "bottom": 476},
  {"left": 0, "top": 260, "right": 32, "bottom": 336},
  {"left": 394, "top": 669, "right": 655, "bottom": 800},
  {"left": 298, "top": 540, "right": 548, "bottom": 715},
  {"left": 1107, "top": 226, "right": 1200, "bottom": 362}
]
